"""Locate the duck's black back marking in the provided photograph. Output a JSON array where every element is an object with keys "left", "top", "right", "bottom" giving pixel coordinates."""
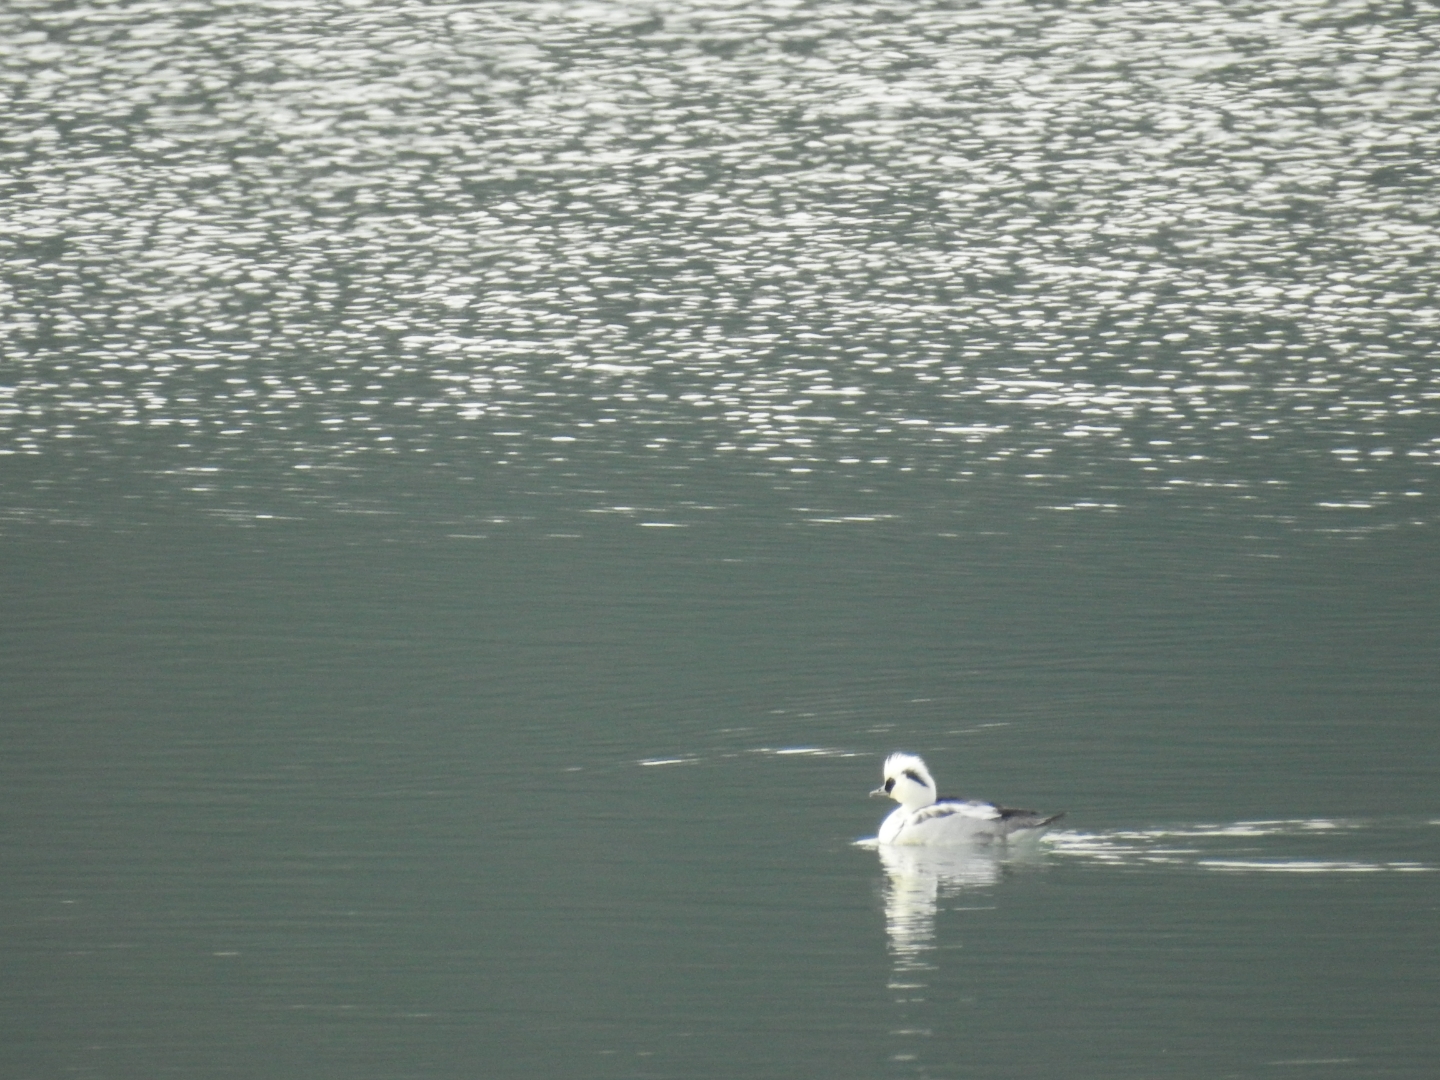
[
  {"left": 913, "top": 803, "right": 960, "bottom": 822},
  {"left": 996, "top": 805, "right": 1040, "bottom": 819},
  {"left": 913, "top": 800, "right": 999, "bottom": 823},
  {"left": 996, "top": 806, "right": 1066, "bottom": 828}
]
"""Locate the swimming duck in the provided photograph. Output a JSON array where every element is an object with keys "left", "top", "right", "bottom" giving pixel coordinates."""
[{"left": 870, "top": 752, "right": 1063, "bottom": 846}]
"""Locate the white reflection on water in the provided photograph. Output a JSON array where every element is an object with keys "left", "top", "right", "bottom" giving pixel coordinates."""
[
  {"left": 864, "top": 818, "right": 1434, "bottom": 977},
  {"left": 2, "top": 0, "right": 1438, "bottom": 532},
  {"left": 869, "top": 842, "right": 1004, "bottom": 974},
  {"left": 858, "top": 839, "right": 1050, "bottom": 1073}
]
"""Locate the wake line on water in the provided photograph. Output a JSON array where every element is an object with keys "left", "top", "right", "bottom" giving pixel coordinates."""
[
  {"left": 1048, "top": 819, "right": 1436, "bottom": 874},
  {"left": 637, "top": 746, "right": 862, "bottom": 766}
]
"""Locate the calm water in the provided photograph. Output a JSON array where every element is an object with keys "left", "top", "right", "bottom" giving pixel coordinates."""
[{"left": 2, "top": 1, "right": 1438, "bottom": 1077}]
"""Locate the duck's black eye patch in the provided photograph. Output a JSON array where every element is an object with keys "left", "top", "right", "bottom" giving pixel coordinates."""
[
  {"left": 883, "top": 778, "right": 895, "bottom": 793},
  {"left": 903, "top": 768, "right": 926, "bottom": 785}
]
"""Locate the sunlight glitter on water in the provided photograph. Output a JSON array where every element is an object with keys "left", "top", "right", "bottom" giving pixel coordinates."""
[{"left": 2, "top": 0, "right": 1437, "bottom": 533}]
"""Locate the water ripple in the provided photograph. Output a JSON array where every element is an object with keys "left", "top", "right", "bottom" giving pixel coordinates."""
[
  {"left": 2, "top": 0, "right": 1436, "bottom": 533},
  {"left": 1050, "top": 818, "right": 1436, "bottom": 873}
]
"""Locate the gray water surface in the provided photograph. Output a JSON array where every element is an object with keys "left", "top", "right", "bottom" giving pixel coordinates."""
[
  {"left": 5, "top": 523, "right": 1437, "bottom": 1079},
  {"left": 3, "top": 1, "right": 1439, "bottom": 1078}
]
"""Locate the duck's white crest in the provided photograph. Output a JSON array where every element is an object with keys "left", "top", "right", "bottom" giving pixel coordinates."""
[{"left": 869, "top": 752, "right": 1062, "bottom": 847}]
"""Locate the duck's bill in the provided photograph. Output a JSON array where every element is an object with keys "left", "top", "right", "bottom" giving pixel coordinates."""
[{"left": 869, "top": 786, "right": 890, "bottom": 798}]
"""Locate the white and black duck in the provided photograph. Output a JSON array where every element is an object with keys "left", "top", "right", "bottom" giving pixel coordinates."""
[{"left": 870, "top": 752, "right": 1063, "bottom": 846}]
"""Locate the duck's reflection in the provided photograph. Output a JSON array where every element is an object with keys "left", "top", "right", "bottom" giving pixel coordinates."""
[
  {"left": 871, "top": 840, "right": 1052, "bottom": 1072},
  {"left": 877, "top": 843, "right": 1004, "bottom": 974}
]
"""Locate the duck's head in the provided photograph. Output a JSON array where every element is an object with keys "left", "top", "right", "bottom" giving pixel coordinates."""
[{"left": 870, "top": 752, "right": 939, "bottom": 811}]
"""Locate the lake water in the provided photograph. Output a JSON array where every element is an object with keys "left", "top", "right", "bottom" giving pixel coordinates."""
[{"left": 2, "top": 1, "right": 1437, "bottom": 1077}]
